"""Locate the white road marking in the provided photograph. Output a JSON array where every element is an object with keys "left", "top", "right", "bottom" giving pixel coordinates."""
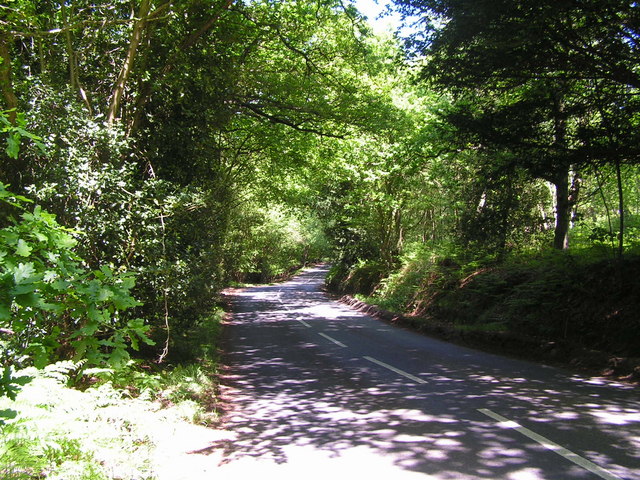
[
  {"left": 297, "top": 318, "right": 312, "bottom": 328},
  {"left": 276, "top": 289, "right": 311, "bottom": 328},
  {"left": 363, "top": 356, "right": 427, "bottom": 384},
  {"left": 318, "top": 332, "right": 347, "bottom": 347},
  {"left": 478, "top": 409, "right": 622, "bottom": 480}
]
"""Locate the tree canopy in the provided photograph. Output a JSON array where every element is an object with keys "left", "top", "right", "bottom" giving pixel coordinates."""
[{"left": 1, "top": 0, "right": 640, "bottom": 403}]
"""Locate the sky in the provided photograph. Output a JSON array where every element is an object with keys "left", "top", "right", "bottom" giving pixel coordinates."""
[{"left": 352, "top": 0, "right": 404, "bottom": 34}]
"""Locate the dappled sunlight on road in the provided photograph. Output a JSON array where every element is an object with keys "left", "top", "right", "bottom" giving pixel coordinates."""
[
  {"left": 589, "top": 407, "right": 640, "bottom": 426},
  {"left": 205, "top": 265, "right": 640, "bottom": 479}
]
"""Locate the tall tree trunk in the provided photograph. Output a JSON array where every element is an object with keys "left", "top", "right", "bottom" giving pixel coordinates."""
[
  {"left": 0, "top": 33, "right": 21, "bottom": 187},
  {"left": 615, "top": 158, "right": 624, "bottom": 258},
  {"left": 0, "top": 34, "right": 18, "bottom": 124},
  {"left": 550, "top": 87, "right": 573, "bottom": 250},
  {"left": 553, "top": 169, "right": 571, "bottom": 250},
  {"left": 107, "top": 0, "right": 151, "bottom": 125}
]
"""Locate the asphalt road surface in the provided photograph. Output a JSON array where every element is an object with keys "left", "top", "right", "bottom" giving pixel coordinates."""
[{"left": 211, "top": 264, "right": 640, "bottom": 479}]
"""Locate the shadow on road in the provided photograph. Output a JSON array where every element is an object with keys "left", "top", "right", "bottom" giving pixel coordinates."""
[{"left": 198, "top": 266, "right": 639, "bottom": 479}]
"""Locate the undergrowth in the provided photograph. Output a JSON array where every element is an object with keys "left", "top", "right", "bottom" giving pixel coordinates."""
[
  {"left": 333, "top": 247, "right": 640, "bottom": 357},
  {"left": 0, "top": 309, "right": 224, "bottom": 479}
]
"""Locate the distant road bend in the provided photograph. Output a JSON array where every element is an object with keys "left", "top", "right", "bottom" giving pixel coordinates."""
[{"left": 213, "top": 264, "right": 639, "bottom": 479}]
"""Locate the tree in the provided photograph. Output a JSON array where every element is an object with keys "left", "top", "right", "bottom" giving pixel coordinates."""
[
  {"left": 397, "top": 0, "right": 640, "bottom": 90},
  {"left": 394, "top": 0, "right": 640, "bottom": 250},
  {"left": 0, "top": 0, "right": 412, "bottom": 362}
]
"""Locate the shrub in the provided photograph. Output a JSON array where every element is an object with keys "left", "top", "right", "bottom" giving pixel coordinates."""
[{"left": 0, "top": 183, "right": 154, "bottom": 420}]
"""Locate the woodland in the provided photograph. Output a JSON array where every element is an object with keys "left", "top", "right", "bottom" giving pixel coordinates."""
[{"left": 1, "top": 0, "right": 640, "bottom": 477}]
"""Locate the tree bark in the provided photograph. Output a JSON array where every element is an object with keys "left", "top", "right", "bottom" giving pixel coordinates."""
[
  {"left": 552, "top": 169, "right": 571, "bottom": 250},
  {"left": 0, "top": 33, "right": 18, "bottom": 124},
  {"left": 550, "top": 87, "right": 574, "bottom": 250},
  {"left": 0, "top": 33, "right": 22, "bottom": 187},
  {"left": 107, "top": 0, "right": 151, "bottom": 125},
  {"left": 615, "top": 158, "right": 624, "bottom": 258}
]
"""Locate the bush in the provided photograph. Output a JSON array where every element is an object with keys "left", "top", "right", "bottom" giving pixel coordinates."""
[{"left": 0, "top": 184, "right": 154, "bottom": 419}]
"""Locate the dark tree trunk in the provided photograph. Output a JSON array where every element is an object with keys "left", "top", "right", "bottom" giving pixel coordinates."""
[
  {"left": 0, "top": 34, "right": 18, "bottom": 123},
  {"left": 615, "top": 158, "right": 624, "bottom": 258},
  {"left": 0, "top": 33, "right": 22, "bottom": 188},
  {"left": 553, "top": 169, "right": 571, "bottom": 250}
]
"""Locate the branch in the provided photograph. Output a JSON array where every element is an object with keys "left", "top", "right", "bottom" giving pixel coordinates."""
[
  {"left": 179, "top": 0, "right": 234, "bottom": 51},
  {"left": 0, "top": 3, "right": 172, "bottom": 39},
  {"left": 130, "top": 0, "right": 236, "bottom": 132},
  {"left": 239, "top": 101, "right": 345, "bottom": 138},
  {"left": 107, "top": 0, "right": 151, "bottom": 124}
]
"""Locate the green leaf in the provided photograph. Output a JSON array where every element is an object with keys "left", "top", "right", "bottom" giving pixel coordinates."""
[
  {"left": 33, "top": 231, "right": 48, "bottom": 243},
  {"left": 87, "top": 305, "right": 108, "bottom": 323},
  {"left": 14, "top": 292, "right": 41, "bottom": 308},
  {"left": 113, "top": 294, "right": 141, "bottom": 310},
  {"left": 108, "top": 347, "right": 130, "bottom": 368},
  {"left": 13, "top": 375, "right": 32, "bottom": 386},
  {"left": 57, "top": 233, "right": 77, "bottom": 249},
  {"left": 74, "top": 321, "right": 100, "bottom": 337},
  {"left": 11, "top": 282, "right": 36, "bottom": 295},
  {"left": 6, "top": 133, "right": 20, "bottom": 159},
  {"left": 0, "top": 409, "right": 17, "bottom": 422},
  {"left": 36, "top": 299, "right": 62, "bottom": 312},
  {"left": 13, "top": 262, "right": 35, "bottom": 284},
  {"left": 15, "top": 239, "right": 32, "bottom": 257},
  {"left": 43, "top": 270, "right": 57, "bottom": 283},
  {"left": 97, "top": 287, "right": 114, "bottom": 302},
  {"left": 99, "top": 265, "right": 113, "bottom": 278},
  {"left": 31, "top": 344, "right": 50, "bottom": 369},
  {"left": 51, "top": 279, "right": 70, "bottom": 291}
]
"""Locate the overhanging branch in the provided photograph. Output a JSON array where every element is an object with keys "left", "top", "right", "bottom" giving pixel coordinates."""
[{"left": 239, "top": 101, "right": 345, "bottom": 138}]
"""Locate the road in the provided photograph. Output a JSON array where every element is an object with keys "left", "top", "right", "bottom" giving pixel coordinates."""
[{"left": 210, "top": 264, "right": 640, "bottom": 479}]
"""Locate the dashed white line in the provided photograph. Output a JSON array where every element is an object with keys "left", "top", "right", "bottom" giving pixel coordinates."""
[
  {"left": 297, "top": 318, "right": 311, "bottom": 328},
  {"left": 478, "top": 409, "right": 622, "bottom": 480},
  {"left": 363, "top": 356, "right": 427, "bottom": 384},
  {"left": 318, "top": 332, "right": 347, "bottom": 348}
]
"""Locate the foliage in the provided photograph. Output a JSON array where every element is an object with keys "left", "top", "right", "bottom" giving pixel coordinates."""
[
  {"left": 341, "top": 244, "right": 640, "bottom": 357},
  {"left": 0, "top": 183, "right": 152, "bottom": 374},
  {"left": 0, "top": 361, "right": 216, "bottom": 480},
  {"left": 0, "top": 301, "right": 224, "bottom": 476},
  {"left": 223, "top": 204, "right": 330, "bottom": 283},
  {"left": 0, "top": 109, "right": 45, "bottom": 160},
  {"left": 328, "top": 259, "right": 389, "bottom": 295},
  {"left": 394, "top": 0, "right": 640, "bottom": 252},
  {"left": 2, "top": 0, "right": 398, "bottom": 361},
  {"left": 4, "top": 0, "right": 640, "bottom": 468}
]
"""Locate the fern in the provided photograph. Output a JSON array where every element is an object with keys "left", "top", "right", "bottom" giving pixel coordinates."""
[{"left": 0, "top": 422, "right": 46, "bottom": 480}]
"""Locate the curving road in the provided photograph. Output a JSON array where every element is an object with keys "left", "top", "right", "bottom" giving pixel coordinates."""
[{"left": 211, "top": 265, "right": 640, "bottom": 479}]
